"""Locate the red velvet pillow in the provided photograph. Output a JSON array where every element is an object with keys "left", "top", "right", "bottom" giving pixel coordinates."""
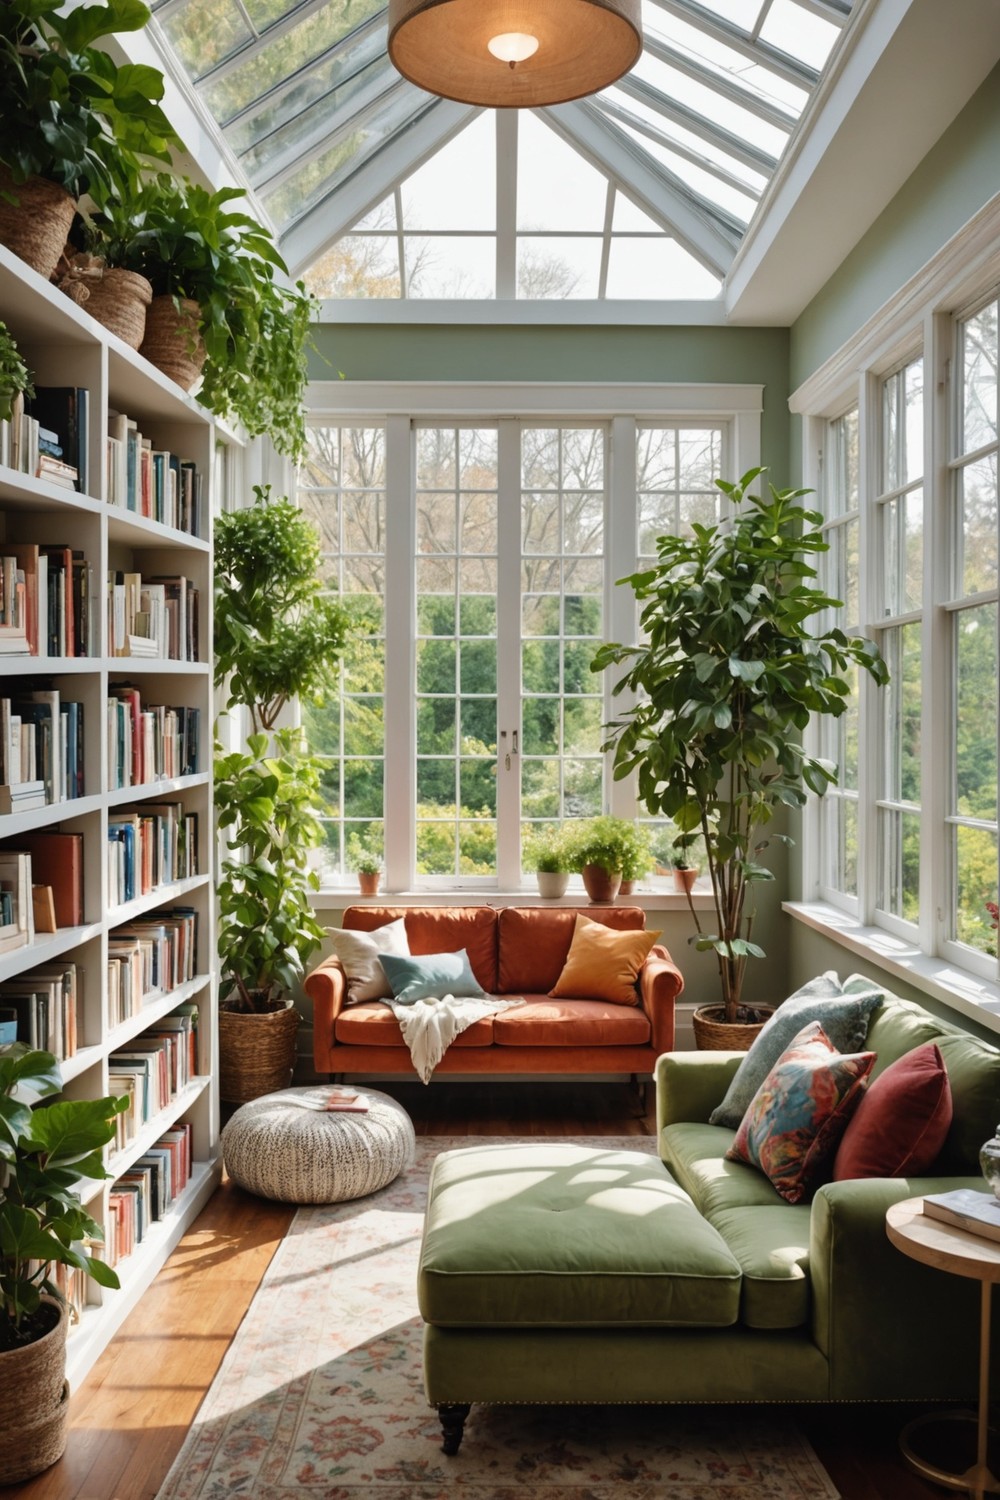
[{"left": 832, "top": 1041, "right": 952, "bottom": 1180}]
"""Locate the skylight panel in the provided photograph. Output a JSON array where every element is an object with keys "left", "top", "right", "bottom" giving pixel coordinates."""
[
  {"left": 405, "top": 236, "right": 495, "bottom": 298},
  {"left": 605, "top": 236, "right": 721, "bottom": 298},
  {"left": 601, "top": 86, "right": 769, "bottom": 193},
  {"left": 237, "top": 57, "right": 390, "bottom": 180},
  {"left": 632, "top": 53, "right": 791, "bottom": 157},
  {"left": 760, "top": 0, "right": 842, "bottom": 70},
  {"left": 400, "top": 114, "right": 495, "bottom": 233},
  {"left": 517, "top": 237, "right": 602, "bottom": 298},
  {"left": 518, "top": 114, "right": 608, "bottom": 232},
  {"left": 643, "top": 14, "right": 809, "bottom": 114},
  {"left": 216, "top": 35, "right": 389, "bottom": 152},
  {"left": 155, "top": 0, "right": 254, "bottom": 80}
]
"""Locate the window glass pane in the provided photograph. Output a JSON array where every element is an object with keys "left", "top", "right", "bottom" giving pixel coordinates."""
[
  {"left": 605, "top": 238, "right": 723, "bottom": 300},
  {"left": 881, "top": 488, "right": 923, "bottom": 617},
  {"left": 401, "top": 113, "right": 495, "bottom": 231},
  {"left": 877, "top": 808, "right": 921, "bottom": 923},
  {"left": 956, "top": 826, "right": 999, "bottom": 955},
  {"left": 881, "top": 624, "right": 921, "bottom": 804},
  {"left": 517, "top": 114, "right": 608, "bottom": 232},
  {"left": 956, "top": 454, "right": 999, "bottom": 597},
  {"left": 517, "top": 238, "right": 602, "bottom": 299},
  {"left": 405, "top": 236, "right": 495, "bottom": 299},
  {"left": 637, "top": 426, "right": 723, "bottom": 554},
  {"left": 300, "top": 425, "right": 386, "bottom": 879},
  {"left": 955, "top": 603, "right": 998, "bottom": 824},
  {"left": 882, "top": 358, "right": 923, "bottom": 492},
  {"left": 962, "top": 303, "right": 998, "bottom": 454}
]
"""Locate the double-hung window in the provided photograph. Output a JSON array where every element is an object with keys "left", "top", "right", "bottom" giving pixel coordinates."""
[{"left": 299, "top": 385, "right": 761, "bottom": 891}]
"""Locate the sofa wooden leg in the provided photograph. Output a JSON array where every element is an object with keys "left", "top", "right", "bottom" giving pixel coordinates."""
[
  {"left": 630, "top": 1073, "right": 648, "bottom": 1116},
  {"left": 438, "top": 1402, "right": 471, "bottom": 1454}
]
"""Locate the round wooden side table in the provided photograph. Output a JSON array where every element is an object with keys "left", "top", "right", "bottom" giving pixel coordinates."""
[{"left": 886, "top": 1196, "right": 1000, "bottom": 1500}]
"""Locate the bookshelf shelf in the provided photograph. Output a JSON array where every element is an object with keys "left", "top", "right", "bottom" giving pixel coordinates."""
[{"left": 0, "top": 242, "right": 221, "bottom": 1388}]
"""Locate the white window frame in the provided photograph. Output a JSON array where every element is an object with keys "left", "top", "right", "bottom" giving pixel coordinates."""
[
  {"left": 792, "top": 202, "right": 1000, "bottom": 1014},
  {"left": 305, "top": 381, "right": 762, "bottom": 893}
]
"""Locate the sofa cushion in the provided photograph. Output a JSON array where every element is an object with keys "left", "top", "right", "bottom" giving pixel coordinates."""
[
  {"left": 661, "top": 1122, "right": 785, "bottom": 1214},
  {"left": 379, "top": 948, "right": 485, "bottom": 1004},
  {"left": 492, "top": 997, "right": 651, "bottom": 1047},
  {"left": 708, "top": 972, "right": 884, "bottom": 1129},
  {"left": 325, "top": 917, "right": 410, "bottom": 1003},
  {"left": 935, "top": 1031, "right": 1000, "bottom": 1173},
  {"left": 548, "top": 913, "right": 660, "bottom": 1007},
  {"left": 832, "top": 1041, "right": 953, "bottom": 1180},
  {"left": 343, "top": 905, "right": 498, "bottom": 993},
  {"left": 419, "top": 1142, "right": 742, "bottom": 1329},
  {"left": 335, "top": 1002, "right": 494, "bottom": 1047},
  {"left": 497, "top": 905, "right": 645, "bottom": 995},
  {"left": 863, "top": 996, "right": 949, "bottom": 1078},
  {"left": 707, "top": 1205, "right": 811, "bottom": 1330},
  {"left": 726, "top": 1021, "right": 875, "bottom": 1204}
]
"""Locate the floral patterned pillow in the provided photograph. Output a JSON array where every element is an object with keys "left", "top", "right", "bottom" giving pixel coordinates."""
[{"left": 726, "top": 1020, "right": 876, "bottom": 1204}]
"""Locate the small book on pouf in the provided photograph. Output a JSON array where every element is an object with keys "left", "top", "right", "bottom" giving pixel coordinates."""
[
  {"left": 276, "top": 1088, "right": 371, "bottom": 1113},
  {"left": 923, "top": 1188, "right": 1000, "bottom": 1243}
]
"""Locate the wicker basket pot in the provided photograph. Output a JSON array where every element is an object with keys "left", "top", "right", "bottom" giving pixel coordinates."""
[
  {"left": 77, "top": 267, "right": 153, "bottom": 350},
  {"left": 0, "top": 171, "right": 75, "bottom": 282},
  {"left": 691, "top": 1002, "right": 775, "bottom": 1052},
  {"left": 219, "top": 998, "right": 300, "bottom": 1104},
  {"left": 139, "top": 294, "right": 207, "bottom": 391},
  {"left": 0, "top": 1298, "right": 70, "bottom": 1483}
]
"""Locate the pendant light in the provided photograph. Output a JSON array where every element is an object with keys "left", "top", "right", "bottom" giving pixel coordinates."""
[{"left": 387, "top": 0, "right": 643, "bottom": 109}]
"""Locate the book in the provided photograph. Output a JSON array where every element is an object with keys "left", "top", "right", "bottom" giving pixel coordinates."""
[
  {"left": 12, "top": 831, "right": 84, "bottom": 926},
  {"left": 274, "top": 1087, "right": 370, "bottom": 1112},
  {"left": 923, "top": 1189, "right": 1000, "bottom": 1243}
]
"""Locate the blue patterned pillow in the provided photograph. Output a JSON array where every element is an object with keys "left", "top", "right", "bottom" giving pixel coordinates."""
[
  {"left": 378, "top": 949, "right": 486, "bottom": 1005},
  {"left": 708, "top": 973, "right": 884, "bottom": 1129},
  {"left": 726, "top": 1020, "right": 875, "bottom": 1204}
]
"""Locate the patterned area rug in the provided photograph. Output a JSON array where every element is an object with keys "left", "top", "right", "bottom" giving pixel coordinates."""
[{"left": 155, "top": 1137, "right": 839, "bottom": 1500}]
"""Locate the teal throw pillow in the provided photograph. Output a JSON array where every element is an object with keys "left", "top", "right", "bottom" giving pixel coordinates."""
[
  {"left": 379, "top": 949, "right": 486, "bottom": 1005},
  {"left": 726, "top": 1019, "right": 875, "bottom": 1204},
  {"left": 708, "top": 972, "right": 885, "bottom": 1129}
]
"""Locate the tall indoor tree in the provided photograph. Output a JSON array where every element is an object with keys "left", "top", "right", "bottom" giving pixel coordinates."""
[{"left": 593, "top": 468, "right": 889, "bottom": 1026}]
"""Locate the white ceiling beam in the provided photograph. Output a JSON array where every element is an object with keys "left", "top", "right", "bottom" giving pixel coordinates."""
[
  {"left": 616, "top": 75, "right": 778, "bottom": 176},
  {"left": 541, "top": 102, "right": 741, "bottom": 277},
  {"left": 646, "top": 0, "right": 819, "bottom": 89},
  {"left": 594, "top": 96, "right": 762, "bottom": 199},
  {"left": 280, "top": 99, "right": 479, "bottom": 277},
  {"left": 642, "top": 35, "right": 798, "bottom": 131}
]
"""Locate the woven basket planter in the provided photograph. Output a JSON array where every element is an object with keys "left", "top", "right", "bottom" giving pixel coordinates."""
[
  {"left": 0, "top": 171, "right": 75, "bottom": 282},
  {"left": 219, "top": 998, "right": 300, "bottom": 1105},
  {"left": 139, "top": 294, "right": 207, "bottom": 390},
  {"left": 691, "top": 1003, "right": 775, "bottom": 1052},
  {"left": 0, "top": 1298, "right": 70, "bottom": 1483},
  {"left": 76, "top": 267, "right": 153, "bottom": 350}
]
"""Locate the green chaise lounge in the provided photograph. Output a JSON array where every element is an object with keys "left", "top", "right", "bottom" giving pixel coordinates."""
[{"left": 418, "top": 989, "right": 1000, "bottom": 1452}]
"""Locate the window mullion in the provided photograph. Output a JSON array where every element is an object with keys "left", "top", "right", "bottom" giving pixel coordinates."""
[
  {"left": 496, "top": 419, "right": 523, "bottom": 886},
  {"left": 856, "top": 371, "right": 878, "bottom": 925},
  {"left": 607, "top": 414, "right": 638, "bottom": 819},
  {"left": 383, "top": 414, "right": 416, "bottom": 889},
  {"left": 924, "top": 310, "right": 955, "bottom": 959}
]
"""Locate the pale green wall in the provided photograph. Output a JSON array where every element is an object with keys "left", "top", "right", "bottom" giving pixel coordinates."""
[
  {"left": 309, "top": 323, "right": 792, "bottom": 478},
  {"left": 791, "top": 59, "right": 1000, "bottom": 391}
]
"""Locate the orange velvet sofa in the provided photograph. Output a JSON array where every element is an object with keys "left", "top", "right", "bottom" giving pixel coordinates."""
[{"left": 306, "top": 904, "right": 684, "bottom": 1079}]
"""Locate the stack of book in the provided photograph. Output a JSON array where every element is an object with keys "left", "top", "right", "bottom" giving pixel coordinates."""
[
  {"left": 107, "top": 803, "right": 199, "bottom": 907},
  {"left": 0, "top": 850, "right": 34, "bottom": 955},
  {"left": 923, "top": 1189, "right": 1000, "bottom": 1242},
  {"left": 0, "top": 960, "right": 79, "bottom": 1058},
  {"left": 106, "top": 910, "right": 199, "bottom": 1023},
  {"left": 107, "top": 569, "right": 199, "bottom": 660},
  {"left": 107, "top": 1121, "right": 193, "bottom": 1265},
  {"left": 106, "top": 685, "right": 199, "bottom": 789},
  {"left": 109, "top": 1017, "right": 200, "bottom": 1147},
  {"left": 0, "top": 543, "right": 93, "bottom": 659},
  {"left": 0, "top": 687, "right": 86, "bottom": 806},
  {"left": 25, "top": 387, "right": 89, "bottom": 494},
  {"left": 105, "top": 411, "right": 203, "bottom": 536}
]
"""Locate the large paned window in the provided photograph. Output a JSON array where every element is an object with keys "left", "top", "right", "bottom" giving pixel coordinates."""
[
  {"left": 806, "top": 303, "right": 999, "bottom": 982},
  {"left": 300, "top": 388, "right": 759, "bottom": 890}
]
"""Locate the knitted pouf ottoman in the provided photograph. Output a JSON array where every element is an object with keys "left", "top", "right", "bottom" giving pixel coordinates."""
[{"left": 221, "top": 1086, "right": 415, "bottom": 1204}]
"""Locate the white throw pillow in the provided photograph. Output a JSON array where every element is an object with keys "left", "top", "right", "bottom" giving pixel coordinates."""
[{"left": 325, "top": 917, "right": 411, "bottom": 1003}]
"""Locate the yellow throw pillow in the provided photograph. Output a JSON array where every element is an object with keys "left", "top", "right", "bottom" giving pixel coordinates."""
[{"left": 548, "top": 914, "right": 661, "bottom": 1007}]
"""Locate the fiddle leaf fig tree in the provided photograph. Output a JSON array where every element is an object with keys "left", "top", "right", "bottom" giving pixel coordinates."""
[
  {"left": 214, "top": 487, "right": 352, "bottom": 1013},
  {"left": 593, "top": 468, "right": 889, "bottom": 1023}
]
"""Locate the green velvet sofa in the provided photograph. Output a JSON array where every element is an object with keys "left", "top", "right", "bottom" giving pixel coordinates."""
[{"left": 418, "top": 991, "right": 1000, "bottom": 1452}]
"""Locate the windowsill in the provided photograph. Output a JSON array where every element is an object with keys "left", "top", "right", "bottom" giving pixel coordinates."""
[
  {"left": 784, "top": 901, "right": 1000, "bottom": 1037},
  {"left": 309, "top": 886, "right": 717, "bottom": 912}
]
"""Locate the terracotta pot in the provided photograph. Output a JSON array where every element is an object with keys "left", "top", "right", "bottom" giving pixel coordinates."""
[
  {"left": 357, "top": 871, "right": 381, "bottom": 896},
  {"left": 536, "top": 870, "right": 569, "bottom": 898},
  {"left": 581, "top": 863, "right": 621, "bottom": 903},
  {"left": 139, "top": 294, "right": 207, "bottom": 390},
  {"left": 672, "top": 867, "right": 699, "bottom": 893},
  {"left": 691, "top": 1003, "right": 775, "bottom": 1053},
  {"left": 0, "top": 171, "right": 75, "bottom": 282},
  {"left": 0, "top": 1297, "right": 70, "bottom": 1482}
]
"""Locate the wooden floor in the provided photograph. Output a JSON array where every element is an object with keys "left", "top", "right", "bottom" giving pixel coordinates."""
[{"left": 8, "top": 1081, "right": 953, "bottom": 1500}]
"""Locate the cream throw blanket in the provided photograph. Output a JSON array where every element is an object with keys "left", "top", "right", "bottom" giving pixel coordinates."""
[{"left": 386, "top": 994, "right": 525, "bottom": 1084}]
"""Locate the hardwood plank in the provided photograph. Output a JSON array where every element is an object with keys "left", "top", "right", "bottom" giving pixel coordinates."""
[{"left": 1, "top": 1083, "right": 945, "bottom": 1500}]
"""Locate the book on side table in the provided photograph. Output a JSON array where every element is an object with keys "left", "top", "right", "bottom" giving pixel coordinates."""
[{"left": 923, "top": 1188, "right": 1000, "bottom": 1244}]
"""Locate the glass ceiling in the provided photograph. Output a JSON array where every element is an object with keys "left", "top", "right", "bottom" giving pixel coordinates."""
[{"left": 149, "top": 0, "right": 854, "bottom": 297}]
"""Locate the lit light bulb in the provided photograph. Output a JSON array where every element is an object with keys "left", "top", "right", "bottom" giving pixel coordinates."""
[{"left": 487, "top": 31, "right": 539, "bottom": 65}]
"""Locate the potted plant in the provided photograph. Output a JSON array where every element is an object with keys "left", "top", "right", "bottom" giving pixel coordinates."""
[
  {"left": 594, "top": 468, "right": 888, "bottom": 1044},
  {"left": 347, "top": 835, "right": 383, "bottom": 896},
  {"left": 0, "top": 319, "right": 33, "bottom": 424},
  {"left": 618, "top": 822, "right": 654, "bottom": 894},
  {"left": 78, "top": 171, "right": 316, "bottom": 458},
  {"left": 523, "top": 825, "right": 572, "bottom": 898},
  {"left": 0, "top": 1044, "right": 125, "bottom": 1482},
  {"left": 0, "top": 0, "right": 177, "bottom": 281},
  {"left": 214, "top": 486, "right": 352, "bottom": 1102},
  {"left": 566, "top": 815, "right": 640, "bottom": 903}
]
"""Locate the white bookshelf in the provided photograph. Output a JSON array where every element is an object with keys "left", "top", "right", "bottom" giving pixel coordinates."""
[{"left": 0, "top": 242, "right": 223, "bottom": 1385}]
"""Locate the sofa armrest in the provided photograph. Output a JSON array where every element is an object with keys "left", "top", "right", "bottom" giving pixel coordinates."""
[
  {"left": 810, "top": 1174, "right": 986, "bottom": 1399},
  {"left": 305, "top": 956, "right": 348, "bottom": 1073},
  {"left": 639, "top": 944, "right": 685, "bottom": 1054},
  {"left": 655, "top": 1050, "right": 743, "bottom": 1131}
]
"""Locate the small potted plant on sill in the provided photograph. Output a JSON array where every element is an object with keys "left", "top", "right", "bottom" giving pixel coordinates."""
[
  {"left": 0, "top": 319, "right": 33, "bottom": 425},
  {"left": 0, "top": 1045, "right": 126, "bottom": 1483},
  {"left": 524, "top": 825, "right": 572, "bottom": 898},
  {"left": 566, "top": 815, "right": 640, "bottom": 904},
  {"left": 347, "top": 835, "right": 383, "bottom": 897},
  {"left": 670, "top": 833, "right": 702, "bottom": 894}
]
